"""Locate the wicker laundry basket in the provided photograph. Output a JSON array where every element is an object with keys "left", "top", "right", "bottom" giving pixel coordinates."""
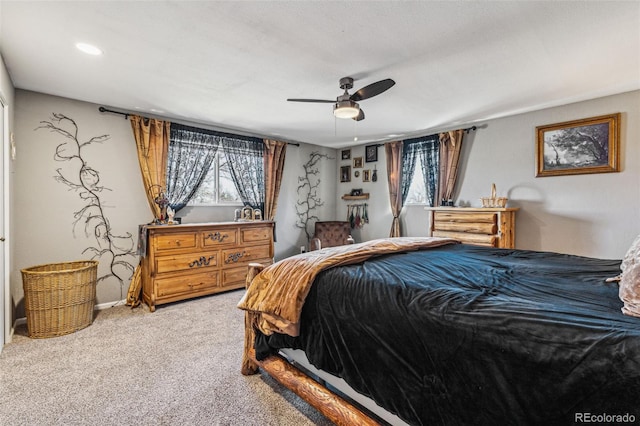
[{"left": 21, "top": 260, "right": 98, "bottom": 338}]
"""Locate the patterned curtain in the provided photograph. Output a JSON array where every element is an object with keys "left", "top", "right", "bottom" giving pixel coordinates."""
[
  {"left": 263, "top": 139, "right": 287, "bottom": 221},
  {"left": 420, "top": 139, "right": 439, "bottom": 207},
  {"left": 385, "top": 141, "right": 403, "bottom": 237},
  {"left": 438, "top": 130, "right": 465, "bottom": 203},
  {"left": 402, "top": 135, "right": 440, "bottom": 206},
  {"left": 400, "top": 141, "right": 419, "bottom": 204},
  {"left": 166, "top": 123, "right": 220, "bottom": 212},
  {"left": 221, "top": 136, "right": 265, "bottom": 212}
]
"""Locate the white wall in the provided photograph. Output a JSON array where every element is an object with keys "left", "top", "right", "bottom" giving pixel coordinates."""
[
  {"left": 338, "top": 90, "right": 640, "bottom": 259},
  {"left": 13, "top": 91, "right": 150, "bottom": 316},
  {"left": 336, "top": 145, "right": 392, "bottom": 242}
]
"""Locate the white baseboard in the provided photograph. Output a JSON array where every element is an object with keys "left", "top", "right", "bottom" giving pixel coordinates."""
[{"left": 12, "top": 299, "right": 127, "bottom": 330}]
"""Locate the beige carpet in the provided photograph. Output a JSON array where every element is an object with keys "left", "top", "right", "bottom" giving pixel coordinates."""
[{"left": 0, "top": 289, "right": 334, "bottom": 425}]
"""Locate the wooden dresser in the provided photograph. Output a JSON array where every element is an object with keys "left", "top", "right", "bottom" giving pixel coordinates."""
[
  {"left": 425, "top": 207, "right": 518, "bottom": 248},
  {"left": 141, "top": 221, "right": 274, "bottom": 311}
]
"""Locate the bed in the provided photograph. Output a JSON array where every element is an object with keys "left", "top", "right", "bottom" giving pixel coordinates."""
[{"left": 238, "top": 237, "right": 640, "bottom": 425}]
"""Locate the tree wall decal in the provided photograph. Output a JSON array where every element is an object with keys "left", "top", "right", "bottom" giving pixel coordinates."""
[
  {"left": 37, "top": 113, "right": 136, "bottom": 298},
  {"left": 295, "top": 151, "right": 333, "bottom": 242}
]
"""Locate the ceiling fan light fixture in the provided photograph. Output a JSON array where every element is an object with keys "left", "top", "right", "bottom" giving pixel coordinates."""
[{"left": 333, "top": 100, "right": 360, "bottom": 119}]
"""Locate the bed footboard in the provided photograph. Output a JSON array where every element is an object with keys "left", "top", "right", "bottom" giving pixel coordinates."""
[
  {"left": 246, "top": 348, "right": 379, "bottom": 426},
  {"left": 241, "top": 262, "right": 379, "bottom": 425}
]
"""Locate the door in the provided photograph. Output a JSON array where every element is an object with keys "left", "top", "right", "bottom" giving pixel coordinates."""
[{"left": 0, "top": 97, "right": 6, "bottom": 351}]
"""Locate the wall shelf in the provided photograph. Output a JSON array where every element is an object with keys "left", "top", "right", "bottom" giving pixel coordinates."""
[{"left": 342, "top": 193, "right": 370, "bottom": 200}]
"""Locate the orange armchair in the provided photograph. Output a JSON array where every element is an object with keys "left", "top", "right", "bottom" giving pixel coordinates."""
[{"left": 310, "top": 221, "right": 354, "bottom": 250}]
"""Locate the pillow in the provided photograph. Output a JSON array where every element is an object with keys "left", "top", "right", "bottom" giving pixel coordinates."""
[
  {"left": 620, "top": 262, "right": 640, "bottom": 317},
  {"left": 621, "top": 234, "right": 640, "bottom": 273},
  {"left": 606, "top": 234, "right": 640, "bottom": 282}
]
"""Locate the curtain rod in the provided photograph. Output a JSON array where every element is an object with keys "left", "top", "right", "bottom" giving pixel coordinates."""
[
  {"left": 98, "top": 106, "right": 300, "bottom": 147},
  {"left": 369, "top": 125, "right": 478, "bottom": 147}
]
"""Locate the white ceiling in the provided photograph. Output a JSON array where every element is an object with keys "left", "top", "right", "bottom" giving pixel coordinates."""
[{"left": 1, "top": 1, "right": 639, "bottom": 148}]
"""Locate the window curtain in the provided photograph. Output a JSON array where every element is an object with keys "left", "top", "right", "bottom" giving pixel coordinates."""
[
  {"left": 438, "top": 129, "right": 465, "bottom": 203},
  {"left": 263, "top": 139, "right": 287, "bottom": 221},
  {"left": 127, "top": 115, "right": 170, "bottom": 307},
  {"left": 221, "top": 136, "right": 265, "bottom": 212},
  {"left": 166, "top": 123, "right": 220, "bottom": 212},
  {"left": 385, "top": 141, "right": 403, "bottom": 237},
  {"left": 129, "top": 115, "right": 171, "bottom": 220},
  {"left": 401, "top": 135, "right": 440, "bottom": 206}
]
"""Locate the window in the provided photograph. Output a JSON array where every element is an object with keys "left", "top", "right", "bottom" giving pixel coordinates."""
[
  {"left": 190, "top": 150, "right": 242, "bottom": 205},
  {"left": 405, "top": 155, "right": 428, "bottom": 204},
  {"left": 401, "top": 135, "right": 439, "bottom": 206}
]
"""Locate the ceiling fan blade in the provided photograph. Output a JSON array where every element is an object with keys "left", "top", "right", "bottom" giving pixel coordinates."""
[
  {"left": 353, "top": 109, "right": 365, "bottom": 122},
  {"left": 350, "top": 78, "right": 395, "bottom": 102},
  {"left": 287, "top": 98, "right": 335, "bottom": 103}
]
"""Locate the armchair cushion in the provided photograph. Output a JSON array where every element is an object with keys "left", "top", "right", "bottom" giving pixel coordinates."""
[{"left": 312, "top": 221, "right": 353, "bottom": 249}]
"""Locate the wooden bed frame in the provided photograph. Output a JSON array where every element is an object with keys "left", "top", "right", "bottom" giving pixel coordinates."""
[{"left": 241, "top": 263, "right": 380, "bottom": 426}]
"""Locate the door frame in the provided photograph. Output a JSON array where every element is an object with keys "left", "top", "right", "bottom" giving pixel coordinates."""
[{"left": 0, "top": 94, "right": 9, "bottom": 349}]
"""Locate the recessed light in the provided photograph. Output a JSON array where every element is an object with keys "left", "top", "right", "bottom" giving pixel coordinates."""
[{"left": 76, "top": 42, "right": 103, "bottom": 56}]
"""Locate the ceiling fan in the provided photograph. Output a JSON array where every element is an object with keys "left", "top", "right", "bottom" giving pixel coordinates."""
[{"left": 287, "top": 77, "right": 395, "bottom": 121}]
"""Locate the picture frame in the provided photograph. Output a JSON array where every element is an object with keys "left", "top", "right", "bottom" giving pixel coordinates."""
[
  {"left": 536, "top": 113, "right": 620, "bottom": 177},
  {"left": 365, "top": 144, "right": 378, "bottom": 162},
  {"left": 341, "top": 149, "right": 351, "bottom": 160},
  {"left": 363, "top": 169, "right": 371, "bottom": 182},
  {"left": 340, "top": 165, "right": 351, "bottom": 182},
  {"left": 353, "top": 156, "right": 363, "bottom": 169}
]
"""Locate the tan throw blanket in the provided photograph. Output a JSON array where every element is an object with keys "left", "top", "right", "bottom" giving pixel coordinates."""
[{"left": 237, "top": 236, "right": 457, "bottom": 337}]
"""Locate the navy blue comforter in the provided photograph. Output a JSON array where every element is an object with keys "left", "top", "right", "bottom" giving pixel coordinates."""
[{"left": 256, "top": 244, "right": 640, "bottom": 425}]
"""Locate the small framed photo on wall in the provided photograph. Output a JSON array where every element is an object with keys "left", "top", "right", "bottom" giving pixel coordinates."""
[
  {"left": 363, "top": 169, "right": 371, "bottom": 182},
  {"left": 365, "top": 144, "right": 378, "bottom": 162},
  {"left": 341, "top": 149, "right": 351, "bottom": 160},
  {"left": 353, "top": 157, "right": 363, "bottom": 168},
  {"left": 340, "top": 165, "right": 351, "bottom": 182}
]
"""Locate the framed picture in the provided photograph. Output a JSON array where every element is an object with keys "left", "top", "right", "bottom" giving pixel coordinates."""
[
  {"left": 535, "top": 113, "right": 620, "bottom": 177},
  {"left": 365, "top": 144, "right": 378, "bottom": 162},
  {"left": 353, "top": 156, "right": 363, "bottom": 169},
  {"left": 363, "top": 169, "right": 371, "bottom": 182},
  {"left": 341, "top": 149, "right": 351, "bottom": 160},
  {"left": 340, "top": 165, "right": 351, "bottom": 182}
]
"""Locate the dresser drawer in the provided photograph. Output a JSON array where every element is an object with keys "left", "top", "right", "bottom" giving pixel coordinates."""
[
  {"left": 242, "top": 226, "right": 272, "bottom": 243},
  {"left": 433, "top": 211, "right": 498, "bottom": 235},
  {"left": 221, "top": 266, "right": 250, "bottom": 288},
  {"left": 156, "top": 270, "right": 219, "bottom": 298},
  {"left": 221, "top": 244, "right": 272, "bottom": 266},
  {"left": 155, "top": 251, "right": 218, "bottom": 274},
  {"left": 153, "top": 232, "right": 198, "bottom": 252},
  {"left": 202, "top": 228, "right": 238, "bottom": 247},
  {"left": 433, "top": 230, "right": 497, "bottom": 247},
  {"left": 434, "top": 211, "right": 497, "bottom": 224},
  {"left": 433, "top": 220, "right": 497, "bottom": 235}
]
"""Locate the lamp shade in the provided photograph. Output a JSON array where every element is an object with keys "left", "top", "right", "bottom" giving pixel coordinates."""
[{"left": 333, "top": 100, "right": 360, "bottom": 119}]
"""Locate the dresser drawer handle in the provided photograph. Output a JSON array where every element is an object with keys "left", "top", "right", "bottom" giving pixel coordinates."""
[
  {"left": 187, "top": 282, "right": 205, "bottom": 288},
  {"left": 189, "top": 255, "right": 215, "bottom": 268},
  {"left": 205, "top": 232, "right": 228, "bottom": 243},
  {"left": 225, "top": 251, "right": 246, "bottom": 264}
]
